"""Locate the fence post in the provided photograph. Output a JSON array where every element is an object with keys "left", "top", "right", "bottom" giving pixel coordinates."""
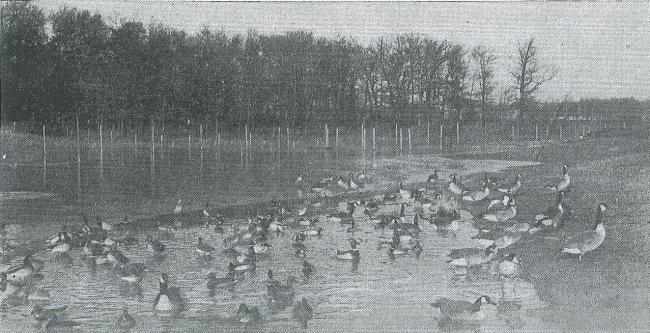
[
  {"left": 535, "top": 123, "right": 539, "bottom": 141},
  {"left": 439, "top": 124, "right": 443, "bottom": 150},
  {"left": 99, "top": 118, "right": 103, "bottom": 168},
  {"left": 325, "top": 123, "right": 329, "bottom": 148},
  {"left": 395, "top": 123, "right": 398, "bottom": 147},
  {"left": 427, "top": 122, "right": 430, "bottom": 145},
  {"left": 511, "top": 124, "right": 515, "bottom": 141},
  {"left": 336, "top": 127, "right": 339, "bottom": 147},
  {"left": 372, "top": 127, "right": 376, "bottom": 150},
  {"left": 559, "top": 122, "right": 563, "bottom": 140},
  {"left": 42, "top": 124, "right": 47, "bottom": 182},
  {"left": 399, "top": 127, "right": 403, "bottom": 152},
  {"left": 408, "top": 127, "right": 412, "bottom": 151},
  {"left": 456, "top": 122, "right": 460, "bottom": 144}
]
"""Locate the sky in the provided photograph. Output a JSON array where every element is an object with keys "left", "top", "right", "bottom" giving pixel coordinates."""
[{"left": 34, "top": 1, "right": 650, "bottom": 101}]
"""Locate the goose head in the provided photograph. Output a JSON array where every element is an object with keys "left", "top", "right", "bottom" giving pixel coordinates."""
[
  {"left": 159, "top": 273, "right": 169, "bottom": 292},
  {"left": 475, "top": 295, "right": 498, "bottom": 306},
  {"left": 562, "top": 164, "right": 569, "bottom": 175}
]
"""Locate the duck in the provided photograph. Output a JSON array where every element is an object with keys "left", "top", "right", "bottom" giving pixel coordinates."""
[
  {"left": 48, "top": 232, "right": 72, "bottom": 254},
  {"left": 561, "top": 203, "right": 608, "bottom": 261},
  {"left": 336, "top": 239, "right": 360, "bottom": 261},
  {"left": 447, "top": 174, "right": 468, "bottom": 195},
  {"left": 430, "top": 295, "right": 497, "bottom": 321},
  {"left": 235, "top": 303, "right": 262, "bottom": 326},
  {"left": 146, "top": 235, "right": 165, "bottom": 255},
  {"left": 498, "top": 174, "right": 522, "bottom": 195},
  {"left": 544, "top": 164, "right": 570, "bottom": 192},
  {"left": 206, "top": 272, "right": 236, "bottom": 294},
  {"left": 479, "top": 198, "right": 517, "bottom": 224},
  {"left": 302, "top": 260, "right": 315, "bottom": 277},
  {"left": 196, "top": 237, "right": 215, "bottom": 256},
  {"left": 45, "top": 314, "right": 82, "bottom": 330},
  {"left": 173, "top": 199, "right": 183, "bottom": 214},
  {"left": 337, "top": 176, "right": 349, "bottom": 190},
  {"left": 533, "top": 191, "right": 567, "bottom": 229},
  {"left": 153, "top": 273, "right": 184, "bottom": 312},
  {"left": 31, "top": 305, "right": 69, "bottom": 321},
  {"left": 115, "top": 308, "right": 136, "bottom": 329},
  {"left": 118, "top": 262, "right": 146, "bottom": 283},
  {"left": 293, "top": 297, "right": 314, "bottom": 329},
  {"left": 5, "top": 255, "right": 35, "bottom": 283},
  {"left": 461, "top": 179, "right": 490, "bottom": 202},
  {"left": 446, "top": 244, "right": 498, "bottom": 268}
]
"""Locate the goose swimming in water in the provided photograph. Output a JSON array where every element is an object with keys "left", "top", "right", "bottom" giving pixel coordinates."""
[
  {"left": 31, "top": 305, "right": 69, "bottom": 322},
  {"left": 487, "top": 194, "right": 511, "bottom": 210},
  {"left": 154, "top": 273, "right": 184, "bottom": 312},
  {"left": 196, "top": 237, "right": 215, "bottom": 256},
  {"left": 561, "top": 203, "right": 608, "bottom": 261},
  {"left": 430, "top": 295, "right": 497, "bottom": 321},
  {"left": 544, "top": 164, "right": 570, "bottom": 192},
  {"left": 115, "top": 308, "right": 136, "bottom": 329}
]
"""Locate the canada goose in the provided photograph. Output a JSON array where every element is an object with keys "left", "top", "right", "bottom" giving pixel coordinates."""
[
  {"left": 173, "top": 199, "right": 183, "bottom": 214},
  {"left": 302, "top": 260, "right": 315, "bottom": 277},
  {"left": 107, "top": 245, "right": 130, "bottom": 267},
  {"left": 461, "top": 179, "right": 490, "bottom": 202},
  {"left": 118, "top": 262, "right": 146, "bottom": 283},
  {"left": 561, "top": 203, "right": 608, "bottom": 260},
  {"left": 399, "top": 181, "right": 411, "bottom": 199},
  {"left": 293, "top": 297, "right": 314, "bottom": 329},
  {"left": 447, "top": 244, "right": 498, "bottom": 268},
  {"left": 427, "top": 169, "right": 440, "bottom": 183},
  {"left": 1, "top": 272, "right": 21, "bottom": 301},
  {"left": 45, "top": 314, "right": 82, "bottom": 330},
  {"left": 534, "top": 191, "right": 567, "bottom": 229},
  {"left": 146, "top": 235, "right": 165, "bottom": 255},
  {"left": 30, "top": 305, "right": 69, "bottom": 321},
  {"left": 498, "top": 174, "right": 522, "bottom": 195},
  {"left": 5, "top": 255, "right": 36, "bottom": 283},
  {"left": 497, "top": 253, "right": 521, "bottom": 279},
  {"left": 479, "top": 198, "right": 517, "bottom": 223},
  {"left": 447, "top": 174, "right": 468, "bottom": 195},
  {"left": 206, "top": 272, "right": 237, "bottom": 294},
  {"left": 235, "top": 303, "right": 262, "bottom": 326},
  {"left": 487, "top": 194, "right": 511, "bottom": 210},
  {"left": 47, "top": 233, "right": 72, "bottom": 254},
  {"left": 115, "top": 308, "right": 136, "bottom": 329},
  {"left": 430, "top": 295, "right": 497, "bottom": 321},
  {"left": 336, "top": 239, "right": 360, "bottom": 261},
  {"left": 544, "top": 164, "right": 570, "bottom": 192},
  {"left": 153, "top": 273, "right": 184, "bottom": 312},
  {"left": 196, "top": 237, "right": 215, "bottom": 256}
]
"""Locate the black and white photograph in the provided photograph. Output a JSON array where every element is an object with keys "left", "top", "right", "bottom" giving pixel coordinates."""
[{"left": 1, "top": 1, "right": 649, "bottom": 331}]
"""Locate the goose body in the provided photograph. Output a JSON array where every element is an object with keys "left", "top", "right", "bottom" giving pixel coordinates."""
[
  {"left": 48, "top": 233, "right": 72, "bottom": 253},
  {"left": 447, "top": 245, "right": 498, "bottom": 267},
  {"left": 173, "top": 199, "right": 183, "bottom": 214},
  {"left": 31, "top": 305, "right": 69, "bottom": 321},
  {"left": 154, "top": 274, "right": 184, "bottom": 312},
  {"left": 561, "top": 204, "right": 607, "bottom": 260},
  {"left": 45, "top": 314, "right": 81, "bottom": 330},
  {"left": 480, "top": 200, "right": 517, "bottom": 223},
  {"left": 534, "top": 192, "right": 566, "bottom": 229},
  {"left": 146, "top": 235, "right": 165, "bottom": 254},
  {"left": 430, "top": 295, "right": 497, "bottom": 321},
  {"left": 497, "top": 253, "right": 521, "bottom": 279},
  {"left": 447, "top": 175, "right": 467, "bottom": 195},
  {"left": 6, "top": 256, "right": 36, "bottom": 283},
  {"left": 119, "top": 263, "right": 146, "bottom": 283},
  {"left": 293, "top": 298, "right": 314, "bottom": 329},
  {"left": 498, "top": 174, "right": 522, "bottom": 195},
  {"left": 462, "top": 183, "right": 490, "bottom": 202},
  {"left": 196, "top": 237, "right": 215, "bottom": 256}
]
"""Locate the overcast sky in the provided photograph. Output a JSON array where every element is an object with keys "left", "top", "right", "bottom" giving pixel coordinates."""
[{"left": 34, "top": 1, "right": 650, "bottom": 101}]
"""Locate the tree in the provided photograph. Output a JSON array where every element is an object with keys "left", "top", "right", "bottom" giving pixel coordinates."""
[
  {"left": 510, "top": 38, "right": 557, "bottom": 121},
  {"left": 444, "top": 44, "right": 468, "bottom": 122},
  {"left": 471, "top": 45, "right": 497, "bottom": 125}
]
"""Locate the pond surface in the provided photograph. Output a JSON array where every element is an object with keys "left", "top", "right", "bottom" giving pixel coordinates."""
[{"left": 0, "top": 143, "right": 554, "bottom": 332}]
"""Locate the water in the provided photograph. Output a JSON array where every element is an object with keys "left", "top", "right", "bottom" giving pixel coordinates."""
[{"left": 1, "top": 143, "right": 554, "bottom": 332}]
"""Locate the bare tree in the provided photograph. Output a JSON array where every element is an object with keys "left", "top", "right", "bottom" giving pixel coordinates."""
[
  {"left": 471, "top": 45, "right": 497, "bottom": 125},
  {"left": 510, "top": 38, "right": 557, "bottom": 120}
]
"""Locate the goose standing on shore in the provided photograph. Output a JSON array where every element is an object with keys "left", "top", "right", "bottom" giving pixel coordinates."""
[
  {"left": 430, "top": 295, "right": 497, "bottom": 321},
  {"left": 447, "top": 174, "right": 467, "bottom": 196},
  {"left": 544, "top": 165, "right": 570, "bottom": 192},
  {"left": 154, "top": 273, "right": 184, "bottom": 312},
  {"left": 561, "top": 203, "right": 608, "bottom": 261},
  {"left": 533, "top": 192, "right": 567, "bottom": 230}
]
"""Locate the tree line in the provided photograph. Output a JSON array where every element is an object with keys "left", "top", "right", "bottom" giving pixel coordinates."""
[{"left": 1, "top": 2, "right": 647, "bottom": 135}]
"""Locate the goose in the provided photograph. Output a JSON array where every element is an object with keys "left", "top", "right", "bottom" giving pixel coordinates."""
[
  {"left": 173, "top": 199, "right": 183, "bottom": 214},
  {"left": 100, "top": 218, "right": 114, "bottom": 231},
  {"left": 498, "top": 174, "right": 522, "bottom": 195},
  {"left": 46, "top": 226, "right": 71, "bottom": 245},
  {"left": 337, "top": 176, "right": 349, "bottom": 190},
  {"left": 253, "top": 242, "right": 271, "bottom": 254},
  {"left": 497, "top": 253, "right": 521, "bottom": 279},
  {"left": 399, "top": 181, "right": 411, "bottom": 200},
  {"left": 206, "top": 272, "right": 236, "bottom": 294},
  {"left": 479, "top": 198, "right": 517, "bottom": 223},
  {"left": 236, "top": 246, "right": 257, "bottom": 265},
  {"left": 107, "top": 245, "right": 130, "bottom": 267},
  {"left": 5, "top": 255, "right": 36, "bottom": 283},
  {"left": 544, "top": 164, "right": 570, "bottom": 192},
  {"left": 430, "top": 295, "right": 497, "bottom": 321},
  {"left": 388, "top": 246, "right": 408, "bottom": 260},
  {"left": 487, "top": 194, "right": 511, "bottom": 210},
  {"left": 45, "top": 314, "right": 82, "bottom": 330},
  {"left": 304, "top": 227, "right": 323, "bottom": 237},
  {"left": 153, "top": 273, "right": 184, "bottom": 312},
  {"left": 447, "top": 174, "right": 468, "bottom": 195},
  {"left": 413, "top": 241, "right": 423, "bottom": 258},
  {"left": 115, "top": 308, "right": 136, "bottom": 329},
  {"left": 390, "top": 213, "right": 421, "bottom": 233},
  {"left": 447, "top": 244, "right": 498, "bottom": 267},
  {"left": 328, "top": 202, "right": 356, "bottom": 224},
  {"left": 421, "top": 209, "right": 461, "bottom": 231},
  {"left": 427, "top": 169, "right": 440, "bottom": 183},
  {"left": 47, "top": 233, "right": 72, "bottom": 254},
  {"left": 461, "top": 179, "right": 490, "bottom": 202},
  {"left": 146, "top": 235, "right": 165, "bottom": 255},
  {"left": 83, "top": 241, "right": 104, "bottom": 257},
  {"left": 268, "top": 276, "right": 297, "bottom": 310},
  {"left": 196, "top": 237, "right": 215, "bottom": 256},
  {"left": 348, "top": 173, "right": 359, "bottom": 190},
  {"left": 302, "top": 260, "right": 315, "bottom": 277},
  {"left": 533, "top": 191, "right": 567, "bottom": 229},
  {"left": 118, "top": 262, "right": 146, "bottom": 283},
  {"left": 295, "top": 248, "right": 306, "bottom": 258},
  {"left": 561, "top": 203, "right": 608, "bottom": 261},
  {"left": 336, "top": 239, "right": 360, "bottom": 261},
  {"left": 1, "top": 272, "right": 21, "bottom": 301},
  {"left": 473, "top": 230, "right": 521, "bottom": 249},
  {"left": 235, "top": 303, "right": 262, "bottom": 326},
  {"left": 293, "top": 297, "right": 314, "bottom": 329},
  {"left": 31, "top": 305, "right": 69, "bottom": 322}
]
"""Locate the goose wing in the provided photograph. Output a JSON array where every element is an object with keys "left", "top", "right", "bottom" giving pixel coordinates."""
[{"left": 564, "top": 230, "right": 598, "bottom": 250}]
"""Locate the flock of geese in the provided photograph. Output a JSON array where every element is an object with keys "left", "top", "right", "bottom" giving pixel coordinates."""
[{"left": 1, "top": 162, "right": 610, "bottom": 329}]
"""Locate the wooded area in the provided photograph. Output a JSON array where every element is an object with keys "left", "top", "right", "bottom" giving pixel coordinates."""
[{"left": 1, "top": 2, "right": 648, "bottom": 135}]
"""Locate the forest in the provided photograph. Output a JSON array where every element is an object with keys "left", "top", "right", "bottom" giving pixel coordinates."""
[{"left": 2, "top": 2, "right": 648, "bottom": 135}]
